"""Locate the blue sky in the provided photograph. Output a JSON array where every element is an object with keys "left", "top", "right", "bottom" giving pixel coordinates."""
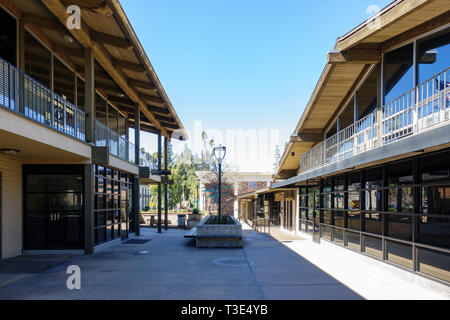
[{"left": 122, "top": 0, "right": 392, "bottom": 171}]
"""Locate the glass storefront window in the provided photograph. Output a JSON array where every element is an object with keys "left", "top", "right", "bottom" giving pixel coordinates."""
[
  {"left": 386, "top": 240, "right": 413, "bottom": 269},
  {"left": 94, "top": 165, "right": 134, "bottom": 245},
  {"left": 386, "top": 213, "right": 412, "bottom": 241}
]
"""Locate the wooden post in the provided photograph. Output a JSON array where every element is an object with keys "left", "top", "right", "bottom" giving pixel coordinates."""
[
  {"left": 376, "top": 63, "right": 382, "bottom": 146},
  {"left": 84, "top": 47, "right": 95, "bottom": 143},
  {"left": 157, "top": 133, "right": 162, "bottom": 233},
  {"left": 134, "top": 103, "right": 140, "bottom": 236},
  {"left": 164, "top": 136, "right": 168, "bottom": 230}
]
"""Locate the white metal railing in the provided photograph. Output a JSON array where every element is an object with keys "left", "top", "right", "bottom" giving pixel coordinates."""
[
  {"left": 300, "top": 67, "right": 450, "bottom": 174},
  {"left": 0, "top": 56, "right": 87, "bottom": 141},
  {"left": 94, "top": 120, "right": 135, "bottom": 163}
]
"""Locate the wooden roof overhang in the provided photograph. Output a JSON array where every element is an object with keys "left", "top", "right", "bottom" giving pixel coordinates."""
[
  {"left": 276, "top": 0, "right": 449, "bottom": 177},
  {"left": 255, "top": 187, "right": 297, "bottom": 195},
  {"left": 2, "top": 0, "right": 187, "bottom": 140},
  {"left": 293, "top": 0, "right": 449, "bottom": 137},
  {"left": 276, "top": 137, "right": 314, "bottom": 179}
]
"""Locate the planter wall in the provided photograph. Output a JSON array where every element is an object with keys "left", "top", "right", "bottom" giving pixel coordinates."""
[{"left": 195, "top": 216, "right": 243, "bottom": 248}]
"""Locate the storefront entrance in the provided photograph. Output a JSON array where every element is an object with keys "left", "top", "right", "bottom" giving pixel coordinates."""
[{"left": 23, "top": 165, "right": 84, "bottom": 250}]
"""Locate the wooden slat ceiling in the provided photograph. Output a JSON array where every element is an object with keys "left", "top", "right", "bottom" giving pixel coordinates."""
[{"left": 4, "top": 0, "right": 186, "bottom": 139}]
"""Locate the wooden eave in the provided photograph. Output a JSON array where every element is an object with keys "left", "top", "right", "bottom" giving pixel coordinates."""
[
  {"left": 2, "top": 0, "right": 187, "bottom": 140},
  {"left": 293, "top": 0, "right": 449, "bottom": 137}
]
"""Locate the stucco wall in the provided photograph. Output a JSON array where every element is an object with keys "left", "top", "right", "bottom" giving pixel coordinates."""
[{"left": 0, "top": 154, "right": 22, "bottom": 259}]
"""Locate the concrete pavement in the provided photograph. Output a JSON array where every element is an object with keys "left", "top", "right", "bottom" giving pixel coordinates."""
[{"left": 0, "top": 228, "right": 362, "bottom": 300}]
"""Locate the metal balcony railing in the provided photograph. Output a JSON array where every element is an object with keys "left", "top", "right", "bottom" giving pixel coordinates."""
[
  {"left": 300, "top": 67, "right": 450, "bottom": 174},
  {"left": 94, "top": 120, "right": 135, "bottom": 163},
  {"left": 0, "top": 57, "right": 87, "bottom": 142}
]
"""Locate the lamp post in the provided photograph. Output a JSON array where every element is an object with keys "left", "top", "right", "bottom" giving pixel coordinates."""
[{"left": 213, "top": 145, "right": 226, "bottom": 224}]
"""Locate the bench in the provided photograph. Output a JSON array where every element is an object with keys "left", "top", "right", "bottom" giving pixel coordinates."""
[
  {"left": 196, "top": 235, "right": 242, "bottom": 240},
  {"left": 184, "top": 227, "right": 197, "bottom": 238}
]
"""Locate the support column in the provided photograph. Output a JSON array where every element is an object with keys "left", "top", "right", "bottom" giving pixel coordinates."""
[
  {"left": 376, "top": 63, "right": 382, "bottom": 146},
  {"left": 354, "top": 92, "right": 358, "bottom": 123},
  {"left": 360, "top": 170, "right": 366, "bottom": 252},
  {"left": 18, "top": 20, "right": 25, "bottom": 70},
  {"left": 134, "top": 103, "right": 140, "bottom": 236},
  {"left": 84, "top": 164, "right": 95, "bottom": 254},
  {"left": 84, "top": 48, "right": 95, "bottom": 143},
  {"left": 157, "top": 133, "right": 162, "bottom": 233},
  {"left": 412, "top": 158, "right": 420, "bottom": 271},
  {"left": 134, "top": 104, "right": 140, "bottom": 165},
  {"left": 164, "top": 136, "right": 168, "bottom": 230},
  {"left": 18, "top": 20, "right": 25, "bottom": 113},
  {"left": 133, "top": 179, "right": 140, "bottom": 236},
  {"left": 382, "top": 165, "right": 388, "bottom": 261}
]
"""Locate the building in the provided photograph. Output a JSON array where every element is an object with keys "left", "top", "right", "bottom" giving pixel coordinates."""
[
  {"left": 0, "top": 0, "right": 186, "bottom": 258},
  {"left": 243, "top": 0, "right": 450, "bottom": 284},
  {"left": 197, "top": 171, "right": 272, "bottom": 218}
]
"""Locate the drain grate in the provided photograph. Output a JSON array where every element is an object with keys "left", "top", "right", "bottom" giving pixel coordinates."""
[{"left": 124, "top": 239, "right": 151, "bottom": 244}]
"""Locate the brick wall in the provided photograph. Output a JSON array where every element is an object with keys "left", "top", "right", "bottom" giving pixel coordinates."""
[
  {"left": 0, "top": 154, "right": 22, "bottom": 259},
  {"left": 204, "top": 182, "right": 234, "bottom": 215},
  {"left": 237, "top": 181, "right": 268, "bottom": 196}
]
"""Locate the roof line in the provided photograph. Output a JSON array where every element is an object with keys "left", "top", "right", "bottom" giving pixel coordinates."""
[
  {"left": 336, "top": 0, "right": 405, "bottom": 43},
  {"left": 109, "top": 0, "right": 187, "bottom": 140}
]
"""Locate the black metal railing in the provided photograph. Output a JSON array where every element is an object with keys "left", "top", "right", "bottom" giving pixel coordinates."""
[{"left": 0, "top": 57, "right": 87, "bottom": 142}]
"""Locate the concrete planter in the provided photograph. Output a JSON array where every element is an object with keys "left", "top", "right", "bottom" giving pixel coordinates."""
[{"left": 195, "top": 215, "right": 243, "bottom": 248}]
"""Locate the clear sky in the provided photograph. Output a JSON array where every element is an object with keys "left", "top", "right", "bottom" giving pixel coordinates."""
[{"left": 122, "top": 0, "right": 392, "bottom": 172}]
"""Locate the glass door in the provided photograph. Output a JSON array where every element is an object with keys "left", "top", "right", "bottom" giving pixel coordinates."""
[{"left": 24, "top": 170, "right": 84, "bottom": 250}]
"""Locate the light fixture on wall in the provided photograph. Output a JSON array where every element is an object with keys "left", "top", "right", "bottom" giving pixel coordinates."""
[
  {"left": 62, "top": 34, "right": 74, "bottom": 43},
  {"left": 1, "top": 148, "right": 20, "bottom": 156}
]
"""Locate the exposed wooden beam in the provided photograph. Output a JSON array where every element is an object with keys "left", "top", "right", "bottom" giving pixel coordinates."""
[
  {"left": 160, "top": 122, "right": 179, "bottom": 130},
  {"left": 327, "top": 45, "right": 381, "bottom": 64},
  {"left": 147, "top": 105, "right": 170, "bottom": 114},
  {"left": 60, "top": 0, "right": 113, "bottom": 16},
  {"left": 95, "top": 81, "right": 120, "bottom": 92},
  {"left": 23, "top": 13, "right": 61, "bottom": 31},
  {"left": 90, "top": 30, "right": 133, "bottom": 50},
  {"left": 128, "top": 78, "right": 156, "bottom": 91},
  {"left": 53, "top": 45, "right": 84, "bottom": 59},
  {"left": 108, "top": 96, "right": 134, "bottom": 107},
  {"left": 112, "top": 59, "right": 145, "bottom": 72},
  {"left": 40, "top": 0, "right": 168, "bottom": 137},
  {"left": 155, "top": 115, "right": 175, "bottom": 123},
  {"left": 140, "top": 94, "right": 164, "bottom": 106},
  {"left": 290, "top": 132, "right": 323, "bottom": 143},
  {"left": 381, "top": 11, "right": 450, "bottom": 51},
  {"left": 297, "top": 133, "right": 323, "bottom": 142}
]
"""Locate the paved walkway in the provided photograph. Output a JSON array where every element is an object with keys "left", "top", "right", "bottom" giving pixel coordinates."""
[{"left": 0, "top": 228, "right": 362, "bottom": 300}]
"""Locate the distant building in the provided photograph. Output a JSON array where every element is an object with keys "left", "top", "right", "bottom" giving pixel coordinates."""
[{"left": 196, "top": 171, "right": 272, "bottom": 218}]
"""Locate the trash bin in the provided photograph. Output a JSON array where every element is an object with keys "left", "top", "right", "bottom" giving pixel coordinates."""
[{"left": 177, "top": 214, "right": 186, "bottom": 228}]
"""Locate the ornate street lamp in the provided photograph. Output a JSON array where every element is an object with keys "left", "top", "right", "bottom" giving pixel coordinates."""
[{"left": 213, "top": 145, "right": 226, "bottom": 224}]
